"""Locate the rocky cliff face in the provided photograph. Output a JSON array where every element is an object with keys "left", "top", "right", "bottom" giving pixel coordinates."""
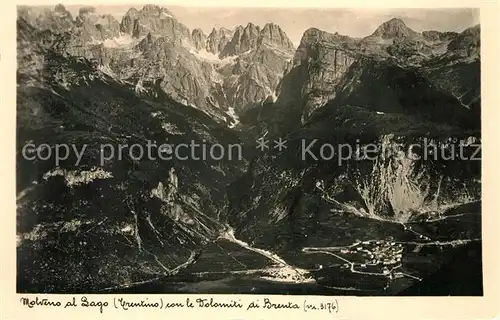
[
  {"left": 227, "top": 116, "right": 480, "bottom": 246},
  {"left": 191, "top": 28, "right": 207, "bottom": 50},
  {"left": 217, "top": 22, "right": 296, "bottom": 59},
  {"left": 205, "top": 22, "right": 296, "bottom": 114},
  {"left": 286, "top": 28, "right": 358, "bottom": 121},
  {"left": 221, "top": 46, "right": 293, "bottom": 112},
  {"left": 420, "top": 25, "right": 481, "bottom": 111},
  {"left": 422, "top": 30, "right": 459, "bottom": 42},
  {"left": 206, "top": 27, "right": 233, "bottom": 55},
  {"left": 122, "top": 35, "right": 223, "bottom": 118},
  {"left": 258, "top": 19, "right": 480, "bottom": 136}
]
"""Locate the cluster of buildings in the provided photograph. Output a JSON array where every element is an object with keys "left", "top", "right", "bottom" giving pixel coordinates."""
[{"left": 339, "top": 240, "right": 404, "bottom": 267}]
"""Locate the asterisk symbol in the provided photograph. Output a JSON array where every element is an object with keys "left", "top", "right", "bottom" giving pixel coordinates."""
[
  {"left": 274, "top": 138, "right": 287, "bottom": 151},
  {"left": 256, "top": 136, "right": 269, "bottom": 151}
]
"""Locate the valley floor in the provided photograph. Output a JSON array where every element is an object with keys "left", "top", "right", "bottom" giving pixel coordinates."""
[{"left": 109, "top": 203, "right": 482, "bottom": 295}]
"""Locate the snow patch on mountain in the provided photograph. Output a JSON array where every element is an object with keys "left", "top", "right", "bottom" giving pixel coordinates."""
[
  {"left": 102, "top": 34, "right": 136, "bottom": 48},
  {"left": 190, "top": 48, "right": 221, "bottom": 62},
  {"left": 189, "top": 48, "right": 239, "bottom": 66}
]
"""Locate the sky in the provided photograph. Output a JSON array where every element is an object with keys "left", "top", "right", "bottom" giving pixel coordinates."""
[{"left": 57, "top": 5, "right": 479, "bottom": 45}]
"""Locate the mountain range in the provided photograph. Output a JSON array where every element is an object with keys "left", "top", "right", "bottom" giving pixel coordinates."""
[
  {"left": 16, "top": 4, "right": 482, "bottom": 294},
  {"left": 18, "top": 5, "right": 480, "bottom": 128}
]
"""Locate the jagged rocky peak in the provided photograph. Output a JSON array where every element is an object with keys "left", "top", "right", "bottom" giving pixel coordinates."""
[
  {"left": 220, "top": 22, "right": 295, "bottom": 58},
  {"left": 120, "top": 7, "right": 140, "bottom": 34},
  {"left": 206, "top": 27, "right": 233, "bottom": 55},
  {"left": 141, "top": 4, "right": 175, "bottom": 18},
  {"left": 370, "top": 18, "right": 419, "bottom": 39},
  {"left": 120, "top": 4, "right": 190, "bottom": 41},
  {"left": 257, "top": 22, "right": 295, "bottom": 50},
  {"left": 75, "top": 6, "right": 121, "bottom": 40},
  {"left": 17, "top": 16, "right": 36, "bottom": 42},
  {"left": 192, "top": 28, "right": 207, "bottom": 50},
  {"left": 136, "top": 31, "right": 155, "bottom": 51}
]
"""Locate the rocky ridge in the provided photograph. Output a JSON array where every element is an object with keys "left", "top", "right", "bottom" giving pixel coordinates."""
[{"left": 251, "top": 18, "right": 481, "bottom": 136}]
